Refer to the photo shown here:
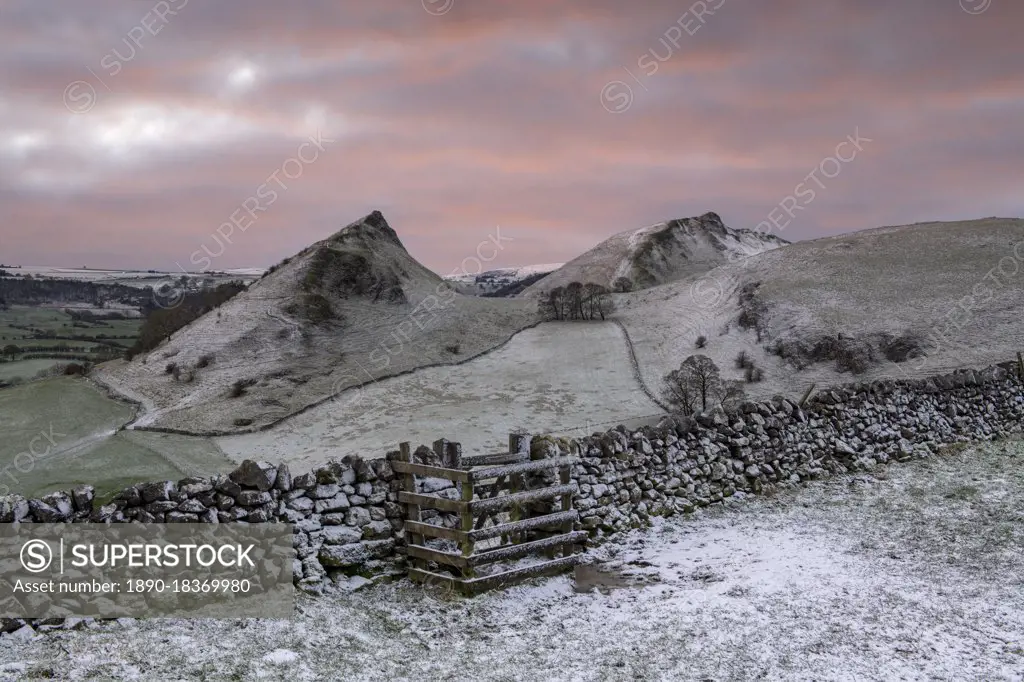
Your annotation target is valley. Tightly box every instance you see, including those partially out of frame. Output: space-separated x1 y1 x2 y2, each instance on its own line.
4 211 1024 509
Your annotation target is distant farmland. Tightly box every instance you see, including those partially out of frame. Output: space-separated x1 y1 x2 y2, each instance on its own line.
0 305 141 384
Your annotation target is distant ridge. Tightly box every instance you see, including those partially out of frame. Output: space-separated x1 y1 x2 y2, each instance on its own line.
446 263 564 297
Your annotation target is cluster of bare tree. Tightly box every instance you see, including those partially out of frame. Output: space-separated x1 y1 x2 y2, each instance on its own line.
538 282 615 321
662 354 745 414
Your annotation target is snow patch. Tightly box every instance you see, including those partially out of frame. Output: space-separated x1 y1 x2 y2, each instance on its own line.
262 649 299 665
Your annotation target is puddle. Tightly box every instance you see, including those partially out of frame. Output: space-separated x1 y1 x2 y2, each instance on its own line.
572 561 661 594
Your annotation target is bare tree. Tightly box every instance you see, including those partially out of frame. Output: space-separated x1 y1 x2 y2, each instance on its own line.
663 366 699 414
662 354 723 412
593 286 614 320
582 283 614 320
720 379 746 410
538 290 557 320
744 365 764 383
538 296 553 320
556 287 570 320
539 287 566 320
612 276 633 293
542 282 614 322
582 283 599 320
686 355 722 410
565 282 585 320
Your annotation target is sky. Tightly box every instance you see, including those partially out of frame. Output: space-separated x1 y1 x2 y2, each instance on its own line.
0 0 1021 275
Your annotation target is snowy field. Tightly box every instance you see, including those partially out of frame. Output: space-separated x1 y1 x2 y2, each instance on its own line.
3 438 1021 680
218 322 663 470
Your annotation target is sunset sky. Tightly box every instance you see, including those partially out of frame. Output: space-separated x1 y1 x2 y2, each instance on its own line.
1 0 1021 274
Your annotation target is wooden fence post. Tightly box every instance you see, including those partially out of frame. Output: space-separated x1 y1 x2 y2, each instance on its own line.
432 439 449 467
460 477 475 583
447 441 462 470
503 435 521 544
560 463 574 558
400 442 425 575
509 433 528 457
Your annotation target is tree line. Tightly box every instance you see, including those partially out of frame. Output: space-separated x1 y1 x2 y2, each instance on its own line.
538 282 616 321
126 282 246 359
0 276 148 308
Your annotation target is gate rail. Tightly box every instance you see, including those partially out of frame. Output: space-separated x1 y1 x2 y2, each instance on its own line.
393 435 586 595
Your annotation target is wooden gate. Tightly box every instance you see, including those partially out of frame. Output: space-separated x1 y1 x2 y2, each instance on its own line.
392 435 587 595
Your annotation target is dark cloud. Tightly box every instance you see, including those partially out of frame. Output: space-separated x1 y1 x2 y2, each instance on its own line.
1 0 1021 272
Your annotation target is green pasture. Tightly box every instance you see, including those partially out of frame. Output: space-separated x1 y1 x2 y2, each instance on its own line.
0 377 234 499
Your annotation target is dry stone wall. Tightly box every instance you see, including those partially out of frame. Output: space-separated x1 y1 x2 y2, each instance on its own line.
2 361 1023 630
0 445 468 599
554 363 1023 536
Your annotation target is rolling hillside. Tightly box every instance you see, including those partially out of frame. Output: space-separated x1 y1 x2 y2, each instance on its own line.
520 212 787 296
92 212 1024 452
618 216 1024 403
93 211 538 434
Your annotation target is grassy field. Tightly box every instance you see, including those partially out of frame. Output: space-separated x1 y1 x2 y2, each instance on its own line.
0 377 234 499
10 339 107 350
0 305 140 346
0 306 69 339
0 305 141 383
0 359 67 382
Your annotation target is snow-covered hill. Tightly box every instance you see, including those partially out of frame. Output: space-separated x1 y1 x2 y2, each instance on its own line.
618 215 1024 404
520 212 786 297
445 263 563 297
94 211 538 434
91 211 1024 450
